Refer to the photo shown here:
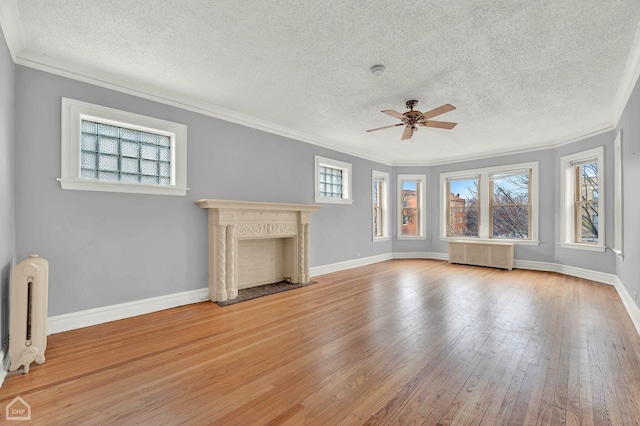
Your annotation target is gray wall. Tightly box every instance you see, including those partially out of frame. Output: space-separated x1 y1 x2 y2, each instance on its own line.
0 29 16 345
9 59 631 318
392 136 617 274
554 131 616 273
14 67 392 316
616 75 640 309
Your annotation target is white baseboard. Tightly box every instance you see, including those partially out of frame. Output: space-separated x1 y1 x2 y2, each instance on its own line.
309 253 392 277
613 276 640 336
47 288 209 335
392 251 448 261
41 253 635 340
514 259 617 285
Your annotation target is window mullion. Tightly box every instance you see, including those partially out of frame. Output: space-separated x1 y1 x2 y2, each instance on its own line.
479 172 490 238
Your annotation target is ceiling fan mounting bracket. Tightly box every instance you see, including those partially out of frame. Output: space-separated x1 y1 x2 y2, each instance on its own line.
405 100 419 110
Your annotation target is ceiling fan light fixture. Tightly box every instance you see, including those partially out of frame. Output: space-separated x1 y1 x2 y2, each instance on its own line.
370 65 385 76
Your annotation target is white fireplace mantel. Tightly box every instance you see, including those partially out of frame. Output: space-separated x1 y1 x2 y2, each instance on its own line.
196 199 322 302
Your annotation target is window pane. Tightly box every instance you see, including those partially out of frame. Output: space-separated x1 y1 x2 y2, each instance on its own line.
318 166 343 198
447 178 479 237
80 120 171 186
490 171 530 239
401 181 420 235
579 163 598 201
492 173 529 205
492 205 529 238
81 152 96 169
121 141 139 157
81 133 97 151
580 202 598 243
576 162 598 243
98 136 119 154
98 154 118 171
121 157 139 174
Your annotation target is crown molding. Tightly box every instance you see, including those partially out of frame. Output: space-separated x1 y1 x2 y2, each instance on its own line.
390 123 615 167
611 20 640 126
13 53 618 169
0 9 623 169
0 0 25 62
13 51 393 166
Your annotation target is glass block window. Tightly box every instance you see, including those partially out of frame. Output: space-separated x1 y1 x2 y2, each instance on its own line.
314 156 352 204
318 166 343 198
80 120 172 185
60 98 187 196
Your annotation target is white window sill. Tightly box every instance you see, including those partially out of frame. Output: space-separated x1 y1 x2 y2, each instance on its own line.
397 236 427 240
314 197 353 205
559 242 606 252
612 248 623 258
373 236 391 242
439 236 540 246
58 178 189 196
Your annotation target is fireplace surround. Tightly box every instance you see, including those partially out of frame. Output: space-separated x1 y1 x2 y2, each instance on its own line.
196 199 322 301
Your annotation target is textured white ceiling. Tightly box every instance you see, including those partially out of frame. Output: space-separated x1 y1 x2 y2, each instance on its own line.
2 0 640 164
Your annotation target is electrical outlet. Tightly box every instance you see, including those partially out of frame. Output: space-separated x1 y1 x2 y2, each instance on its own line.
356 252 361 258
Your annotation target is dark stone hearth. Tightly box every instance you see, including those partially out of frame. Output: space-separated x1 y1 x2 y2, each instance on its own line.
215 280 316 307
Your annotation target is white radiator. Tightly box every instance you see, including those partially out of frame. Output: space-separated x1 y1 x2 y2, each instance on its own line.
8 254 49 373
448 240 514 270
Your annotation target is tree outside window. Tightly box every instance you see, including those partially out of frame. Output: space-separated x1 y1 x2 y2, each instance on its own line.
490 171 531 239
575 162 598 243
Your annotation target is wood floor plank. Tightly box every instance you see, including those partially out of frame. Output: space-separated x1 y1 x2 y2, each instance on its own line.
1 260 639 425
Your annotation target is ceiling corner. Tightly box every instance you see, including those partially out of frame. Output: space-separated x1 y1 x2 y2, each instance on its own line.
0 0 25 62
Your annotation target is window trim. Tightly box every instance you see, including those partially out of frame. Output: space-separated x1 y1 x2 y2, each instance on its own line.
559 146 605 252
58 98 188 196
439 161 539 245
397 174 426 240
613 132 623 258
314 156 353 204
372 170 390 242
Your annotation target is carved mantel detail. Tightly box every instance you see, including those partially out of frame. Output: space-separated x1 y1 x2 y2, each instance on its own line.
196 199 322 302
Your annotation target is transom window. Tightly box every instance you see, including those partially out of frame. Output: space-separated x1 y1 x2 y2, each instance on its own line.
80 120 172 185
440 162 539 244
59 98 187 196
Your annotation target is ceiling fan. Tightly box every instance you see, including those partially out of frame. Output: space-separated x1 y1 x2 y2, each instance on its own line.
366 100 457 140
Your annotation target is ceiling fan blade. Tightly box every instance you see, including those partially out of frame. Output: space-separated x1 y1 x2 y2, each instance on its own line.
401 124 413 140
420 104 456 120
366 123 404 132
382 110 407 121
420 120 458 129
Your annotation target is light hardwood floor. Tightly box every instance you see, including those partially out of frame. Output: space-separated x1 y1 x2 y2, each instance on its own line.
1 260 640 425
